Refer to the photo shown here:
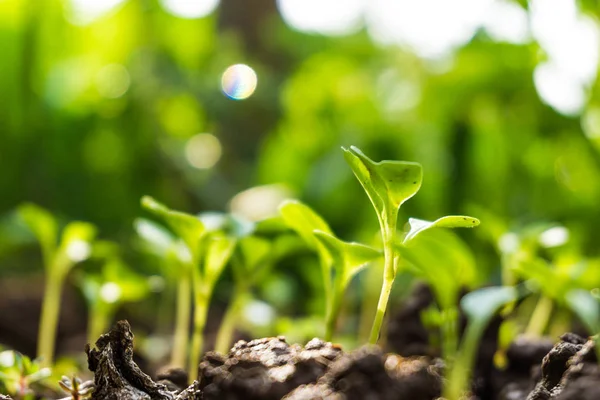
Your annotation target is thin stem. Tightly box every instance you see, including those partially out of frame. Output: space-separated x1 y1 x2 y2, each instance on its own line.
325 278 345 342
444 321 484 400
525 295 553 337
358 260 382 343
215 286 248 354
441 306 459 368
87 304 112 345
171 274 192 368
37 271 63 367
188 283 209 382
368 208 398 344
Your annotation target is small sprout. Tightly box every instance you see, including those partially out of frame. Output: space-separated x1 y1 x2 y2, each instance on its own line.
18 203 97 367
342 146 479 344
141 196 235 381
58 375 94 400
445 286 523 400
0 350 51 399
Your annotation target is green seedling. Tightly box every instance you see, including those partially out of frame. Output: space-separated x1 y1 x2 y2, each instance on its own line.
58 375 94 400
566 288 600 361
79 256 150 344
0 350 51 399
399 229 476 365
445 286 523 400
342 146 479 344
141 196 235 381
135 218 192 368
18 203 97 367
279 200 380 341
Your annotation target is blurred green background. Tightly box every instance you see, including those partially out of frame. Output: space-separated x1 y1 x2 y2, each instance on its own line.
1 0 600 361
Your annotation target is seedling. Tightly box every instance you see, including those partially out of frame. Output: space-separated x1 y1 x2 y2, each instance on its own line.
78 255 150 344
18 203 97 367
445 286 523 400
342 146 479 344
280 200 380 341
0 350 51 399
57 375 94 400
566 288 600 361
135 218 192 368
141 196 235 381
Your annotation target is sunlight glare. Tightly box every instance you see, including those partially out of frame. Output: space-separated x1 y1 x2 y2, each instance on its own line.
221 64 258 100
160 0 219 19
185 134 222 169
100 282 122 304
66 0 125 26
534 61 586 116
483 0 530 44
277 0 366 36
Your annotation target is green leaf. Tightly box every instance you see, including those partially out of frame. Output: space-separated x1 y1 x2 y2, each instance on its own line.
18 203 58 268
566 289 600 333
141 196 206 262
134 218 175 255
279 200 332 249
313 230 381 284
342 146 422 217
58 221 97 271
238 235 271 273
461 286 519 324
403 216 480 244
204 234 236 284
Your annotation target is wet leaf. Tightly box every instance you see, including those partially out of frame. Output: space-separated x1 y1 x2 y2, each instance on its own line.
403 216 480 244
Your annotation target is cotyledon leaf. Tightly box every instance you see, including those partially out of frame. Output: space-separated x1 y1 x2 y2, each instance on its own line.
342 146 423 216
403 216 480 244
279 200 332 249
204 234 236 284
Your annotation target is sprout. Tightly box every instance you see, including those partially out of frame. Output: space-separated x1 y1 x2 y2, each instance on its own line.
342 146 479 344
280 200 380 341
18 203 97 367
0 350 51 398
58 375 94 400
141 196 235 381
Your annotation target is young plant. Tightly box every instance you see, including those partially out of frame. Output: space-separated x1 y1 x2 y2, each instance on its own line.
279 200 380 341
141 196 236 381
342 146 479 344
445 286 523 400
78 255 150 344
57 375 94 400
134 218 192 368
18 203 97 367
0 350 51 399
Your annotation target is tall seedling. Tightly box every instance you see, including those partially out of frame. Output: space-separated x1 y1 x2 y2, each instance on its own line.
342 146 479 344
141 197 235 381
18 204 96 367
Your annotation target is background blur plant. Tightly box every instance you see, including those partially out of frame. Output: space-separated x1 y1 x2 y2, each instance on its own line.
18 204 97 367
0 350 51 400
141 196 235 381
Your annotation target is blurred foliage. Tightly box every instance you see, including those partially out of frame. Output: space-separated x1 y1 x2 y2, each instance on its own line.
2 0 600 357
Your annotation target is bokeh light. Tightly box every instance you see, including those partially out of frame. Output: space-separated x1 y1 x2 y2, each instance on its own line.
100 282 122 304
483 0 530 44
221 64 258 100
184 133 222 169
160 0 219 19
229 185 292 222
277 0 366 36
96 64 131 99
66 0 125 26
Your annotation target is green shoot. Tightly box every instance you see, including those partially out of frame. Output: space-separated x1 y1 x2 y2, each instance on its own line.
565 289 600 361
445 286 521 400
134 218 191 368
279 200 380 341
141 196 235 381
0 350 51 399
18 203 97 367
342 146 479 344
58 375 94 400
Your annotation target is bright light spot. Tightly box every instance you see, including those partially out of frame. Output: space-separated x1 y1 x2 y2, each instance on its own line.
534 61 586 116
66 0 125 26
160 0 219 19
483 0 530 44
185 133 222 169
243 300 275 327
539 226 570 248
221 64 258 100
498 232 519 254
96 64 130 99
229 185 293 222
530 0 599 115
582 107 600 139
0 351 15 367
175 242 192 263
66 240 91 262
100 282 122 303
366 0 494 59
277 0 366 36
148 275 165 292
376 69 421 116
199 212 228 231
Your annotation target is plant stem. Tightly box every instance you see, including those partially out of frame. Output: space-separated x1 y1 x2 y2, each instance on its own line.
215 285 248 354
171 274 191 368
441 306 459 368
358 261 383 343
37 271 63 367
369 209 398 344
188 279 210 382
525 295 553 337
87 304 112 345
444 321 484 400
325 278 345 342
